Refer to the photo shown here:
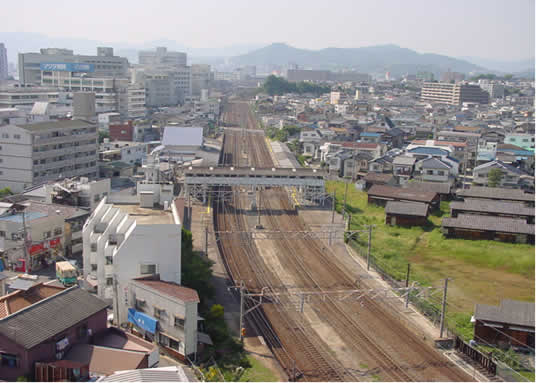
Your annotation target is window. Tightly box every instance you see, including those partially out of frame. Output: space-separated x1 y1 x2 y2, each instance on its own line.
135 298 146 310
105 256 113 265
168 337 180 350
174 316 185 329
77 323 88 339
154 306 164 319
0 353 18 368
106 278 113 286
140 264 156 275
91 264 97 272
54 227 62 235
90 243 97 251
13 134 21 139
94 194 100 203
44 231 51 239
1 133 8 139
426 170 434 175
437 171 445 176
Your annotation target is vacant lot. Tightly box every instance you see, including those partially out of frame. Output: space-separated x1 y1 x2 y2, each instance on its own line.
326 181 535 324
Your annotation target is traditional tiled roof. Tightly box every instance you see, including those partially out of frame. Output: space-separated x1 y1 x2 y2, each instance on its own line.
442 214 534 235
450 200 534 217
385 201 428 217
474 299 535 327
368 185 438 203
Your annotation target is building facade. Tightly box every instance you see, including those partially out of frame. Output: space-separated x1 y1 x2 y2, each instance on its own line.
0 119 98 193
82 197 182 326
18 47 129 85
421 82 489 105
138 47 187 68
0 43 7 81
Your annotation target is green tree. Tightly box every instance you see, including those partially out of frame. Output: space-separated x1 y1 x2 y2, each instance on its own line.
181 229 215 305
0 187 12 198
503 74 513 80
487 168 504 187
98 131 109 143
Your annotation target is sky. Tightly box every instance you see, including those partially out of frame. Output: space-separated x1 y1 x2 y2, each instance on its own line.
3 0 535 61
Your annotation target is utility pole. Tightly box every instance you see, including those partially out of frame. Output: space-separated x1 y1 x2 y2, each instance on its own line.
204 226 209 256
331 191 336 224
343 180 349 218
239 280 245 342
405 282 412 308
439 278 450 338
21 211 29 272
463 149 468 190
405 263 411 288
366 225 372 271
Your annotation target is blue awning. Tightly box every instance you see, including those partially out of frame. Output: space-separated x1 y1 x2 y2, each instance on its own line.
128 308 158 334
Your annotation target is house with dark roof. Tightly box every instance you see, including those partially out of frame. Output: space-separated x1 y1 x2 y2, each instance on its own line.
126 275 209 361
441 214 535 244
456 186 535 207
416 157 453 183
450 200 534 224
385 201 429 226
473 299 535 350
367 185 440 208
473 160 526 189
0 286 109 381
403 181 452 200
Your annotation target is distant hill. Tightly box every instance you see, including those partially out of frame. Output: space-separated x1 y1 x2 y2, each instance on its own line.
460 56 535 74
231 43 485 77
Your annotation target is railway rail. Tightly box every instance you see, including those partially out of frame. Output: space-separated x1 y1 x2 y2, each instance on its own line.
212 101 472 381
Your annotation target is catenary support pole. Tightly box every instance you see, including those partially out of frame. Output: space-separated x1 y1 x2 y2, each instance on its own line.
343 180 349 217
366 225 372 271
405 263 411 288
439 278 450 338
239 280 245 341
331 191 336 224
205 226 209 256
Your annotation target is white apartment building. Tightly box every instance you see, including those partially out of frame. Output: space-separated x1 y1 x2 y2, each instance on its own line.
82 197 182 327
18 47 129 85
128 276 200 358
127 86 146 119
0 119 98 193
0 87 64 109
144 68 191 107
100 140 147 165
139 47 187 68
191 64 211 96
479 82 505 99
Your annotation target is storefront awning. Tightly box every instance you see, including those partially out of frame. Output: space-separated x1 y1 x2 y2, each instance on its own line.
128 308 158 334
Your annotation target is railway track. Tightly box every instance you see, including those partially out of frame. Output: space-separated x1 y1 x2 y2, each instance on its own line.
214 101 471 381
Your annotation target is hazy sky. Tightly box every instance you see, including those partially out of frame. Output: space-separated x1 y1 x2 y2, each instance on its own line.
4 0 535 60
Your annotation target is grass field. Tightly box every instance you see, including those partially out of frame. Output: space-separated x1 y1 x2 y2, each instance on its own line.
326 181 535 322
239 355 279 382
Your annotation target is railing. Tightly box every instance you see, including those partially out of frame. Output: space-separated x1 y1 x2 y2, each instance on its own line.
455 336 497 375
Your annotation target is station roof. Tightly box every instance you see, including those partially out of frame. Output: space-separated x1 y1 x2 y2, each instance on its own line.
184 166 326 178
162 126 203 147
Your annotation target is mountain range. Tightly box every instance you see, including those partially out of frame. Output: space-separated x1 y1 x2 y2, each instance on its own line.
1 32 533 78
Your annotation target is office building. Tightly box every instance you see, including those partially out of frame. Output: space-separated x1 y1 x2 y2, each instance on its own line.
138 47 187 67
144 67 191 107
0 119 98 192
0 87 64 109
440 71 465 83
18 47 129 85
0 43 7 81
82 197 182 323
191 64 212 96
127 86 146 119
420 82 489 105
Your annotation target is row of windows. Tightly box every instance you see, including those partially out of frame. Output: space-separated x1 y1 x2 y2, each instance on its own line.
1 133 21 139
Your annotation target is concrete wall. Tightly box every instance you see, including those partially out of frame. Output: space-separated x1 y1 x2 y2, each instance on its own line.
129 282 197 356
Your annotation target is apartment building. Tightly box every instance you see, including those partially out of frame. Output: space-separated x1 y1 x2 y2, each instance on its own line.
0 119 98 192
504 133 535 152
144 67 191 107
127 86 146 119
0 87 63 109
479 82 505 99
0 43 7 81
18 47 128 85
82 197 182 326
420 82 489 105
138 47 187 68
190 64 211 96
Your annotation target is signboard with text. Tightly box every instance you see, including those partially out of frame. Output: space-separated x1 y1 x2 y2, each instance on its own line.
40 62 95 72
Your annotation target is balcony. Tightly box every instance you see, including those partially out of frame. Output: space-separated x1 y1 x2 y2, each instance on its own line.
104 264 114 276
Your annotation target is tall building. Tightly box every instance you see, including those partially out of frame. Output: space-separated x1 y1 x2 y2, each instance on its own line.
18 47 129 85
0 43 7 80
144 67 191 107
191 64 212 96
440 71 465 83
479 81 505 99
138 47 187 67
0 119 98 192
420 82 489 105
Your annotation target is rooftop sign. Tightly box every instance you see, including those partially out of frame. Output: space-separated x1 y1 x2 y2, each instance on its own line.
40 62 95 72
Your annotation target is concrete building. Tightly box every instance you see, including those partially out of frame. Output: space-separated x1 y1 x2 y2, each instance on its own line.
191 64 211 96
18 47 129 85
144 67 191 107
127 86 146 119
504 133 535 152
100 140 147 165
0 43 7 81
421 82 489 105
82 197 182 327
0 200 89 272
0 119 98 193
0 87 64 109
479 82 505 99
440 71 465 83
128 275 200 359
98 112 121 132
138 47 187 68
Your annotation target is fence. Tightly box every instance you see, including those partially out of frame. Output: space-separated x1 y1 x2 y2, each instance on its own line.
455 336 497 375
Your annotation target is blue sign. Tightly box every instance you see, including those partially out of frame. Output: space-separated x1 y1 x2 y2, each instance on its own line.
40 62 94 73
128 308 158 334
